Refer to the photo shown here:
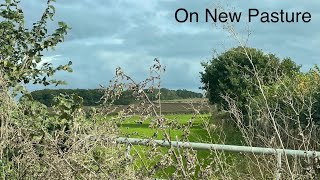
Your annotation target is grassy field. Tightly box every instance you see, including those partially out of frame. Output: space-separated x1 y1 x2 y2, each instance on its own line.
120 114 207 141
119 114 242 144
115 113 244 178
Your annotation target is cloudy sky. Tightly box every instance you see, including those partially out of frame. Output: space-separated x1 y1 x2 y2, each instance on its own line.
21 0 320 92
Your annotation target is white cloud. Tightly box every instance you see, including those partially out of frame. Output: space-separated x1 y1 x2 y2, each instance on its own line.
38 55 62 68
67 37 124 47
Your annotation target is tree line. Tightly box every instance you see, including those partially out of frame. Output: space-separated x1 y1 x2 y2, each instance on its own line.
30 88 203 107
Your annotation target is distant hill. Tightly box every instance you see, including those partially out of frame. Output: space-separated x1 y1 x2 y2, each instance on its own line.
30 88 203 107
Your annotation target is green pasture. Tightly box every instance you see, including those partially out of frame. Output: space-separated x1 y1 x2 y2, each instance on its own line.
113 113 244 178
119 114 242 144
120 114 207 141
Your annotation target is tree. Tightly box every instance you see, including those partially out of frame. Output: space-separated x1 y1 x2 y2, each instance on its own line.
200 46 301 112
0 0 71 95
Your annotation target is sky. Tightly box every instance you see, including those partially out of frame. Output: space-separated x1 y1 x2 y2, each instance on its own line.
21 0 320 92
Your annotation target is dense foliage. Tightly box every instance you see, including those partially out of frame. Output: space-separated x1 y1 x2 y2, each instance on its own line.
200 46 301 112
30 88 203 106
251 67 320 128
1 0 319 178
0 0 71 95
0 1 132 179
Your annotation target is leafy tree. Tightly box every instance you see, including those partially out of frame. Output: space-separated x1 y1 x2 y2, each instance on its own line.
0 0 71 95
200 46 301 112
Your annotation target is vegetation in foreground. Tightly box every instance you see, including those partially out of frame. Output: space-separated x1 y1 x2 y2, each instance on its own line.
0 0 319 179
